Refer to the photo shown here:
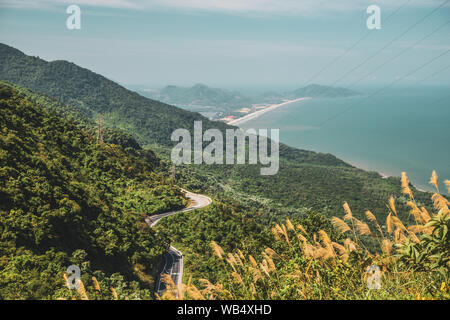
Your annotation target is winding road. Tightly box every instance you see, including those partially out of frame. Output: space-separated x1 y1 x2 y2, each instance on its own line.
145 189 212 297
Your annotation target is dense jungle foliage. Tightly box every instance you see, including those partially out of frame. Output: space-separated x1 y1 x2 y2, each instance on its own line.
0 43 229 147
0 43 447 300
0 43 435 225
160 179 449 300
0 84 185 299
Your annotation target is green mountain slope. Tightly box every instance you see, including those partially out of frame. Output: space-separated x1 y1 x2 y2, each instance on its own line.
289 84 359 98
0 43 432 223
0 83 185 299
145 83 252 110
0 43 443 300
2 80 160 166
0 44 229 147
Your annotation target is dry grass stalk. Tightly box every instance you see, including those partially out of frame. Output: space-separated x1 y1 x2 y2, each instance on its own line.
248 255 258 268
226 253 237 271
445 180 450 193
264 248 278 258
366 210 384 237
194 172 449 301
249 267 263 283
407 231 420 244
431 193 449 212
393 228 407 244
296 224 308 235
313 246 329 260
401 172 414 199
92 276 101 292
267 258 277 273
274 224 283 235
318 230 332 248
344 238 357 252
303 243 315 258
386 213 394 234
211 241 224 260
286 218 295 231
343 202 353 220
272 224 289 244
297 233 307 243
196 279 217 299
63 273 70 290
332 242 349 263
251 283 257 297
429 170 439 193
407 201 426 224
331 217 351 233
237 249 245 260
364 210 377 223
271 226 282 242
408 225 425 234
260 260 271 277
110 287 118 300
391 215 407 232
389 196 397 215
77 280 89 300
281 224 290 245
381 239 392 256
233 253 244 266
231 272 244 285
160 274 178 300
408 224 433 235
354 218 371 236
332 242 346 255
420 207 431 223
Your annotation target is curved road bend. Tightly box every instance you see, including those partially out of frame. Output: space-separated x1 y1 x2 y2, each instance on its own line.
145 189 212 297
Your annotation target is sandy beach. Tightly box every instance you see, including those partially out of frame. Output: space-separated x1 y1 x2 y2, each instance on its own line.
228 97 311 126
348 161 431 193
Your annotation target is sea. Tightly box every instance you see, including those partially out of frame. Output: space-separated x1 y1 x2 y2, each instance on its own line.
238 86 450 194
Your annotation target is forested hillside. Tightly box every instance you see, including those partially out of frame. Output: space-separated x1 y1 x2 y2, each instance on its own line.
160 182 450 300
145 83 253 111
288 84 359 98
1 44 446 300
0 43 434 225
0 43 229 147
0 83 185 299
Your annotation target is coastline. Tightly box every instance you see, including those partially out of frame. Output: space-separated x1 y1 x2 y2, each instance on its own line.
348 160 431 193
227 97 311 126
224 96 439 195
349 160 391 179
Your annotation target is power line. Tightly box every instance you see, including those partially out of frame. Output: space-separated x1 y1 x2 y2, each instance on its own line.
394 62 450 112
402 62 450 91
346 19 450 89
317 48 450 126
427 94 450 107
299 0 413 87
328 0 450 87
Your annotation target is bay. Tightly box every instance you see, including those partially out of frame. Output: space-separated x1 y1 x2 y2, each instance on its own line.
239 86 450 194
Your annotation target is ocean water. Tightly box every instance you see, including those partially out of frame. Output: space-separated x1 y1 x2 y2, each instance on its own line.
239 86 450 194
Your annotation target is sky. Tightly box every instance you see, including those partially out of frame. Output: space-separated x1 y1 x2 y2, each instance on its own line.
0 0 449 90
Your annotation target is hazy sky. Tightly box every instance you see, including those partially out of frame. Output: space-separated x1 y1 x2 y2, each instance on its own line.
0 0 449 89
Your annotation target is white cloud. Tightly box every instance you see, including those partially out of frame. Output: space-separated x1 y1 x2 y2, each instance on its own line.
1 0 446 15
0 0 138 10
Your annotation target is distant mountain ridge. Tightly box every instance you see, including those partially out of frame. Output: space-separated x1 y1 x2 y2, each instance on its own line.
145 83 358 107
139 82 358 120
1 42 430 225
143 83 252 111
0 43 229 147
288 84 359 98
